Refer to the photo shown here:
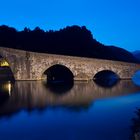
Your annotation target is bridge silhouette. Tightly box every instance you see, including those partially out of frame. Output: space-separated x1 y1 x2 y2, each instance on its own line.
0 47 140 81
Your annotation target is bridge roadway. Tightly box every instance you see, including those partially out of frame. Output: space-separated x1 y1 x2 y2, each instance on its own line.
0 47 140 81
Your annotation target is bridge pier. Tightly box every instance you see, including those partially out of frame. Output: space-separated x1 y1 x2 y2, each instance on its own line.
73 73 92 81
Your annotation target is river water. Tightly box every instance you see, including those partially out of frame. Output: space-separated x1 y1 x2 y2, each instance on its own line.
0 77 140 140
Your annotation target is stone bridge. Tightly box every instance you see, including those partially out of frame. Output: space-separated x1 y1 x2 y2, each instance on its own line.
0 47 140 81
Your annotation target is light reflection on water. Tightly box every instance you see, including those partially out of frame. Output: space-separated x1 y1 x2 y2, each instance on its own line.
0 80 140 140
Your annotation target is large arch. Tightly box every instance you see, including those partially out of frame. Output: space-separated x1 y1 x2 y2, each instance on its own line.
42 64 74 83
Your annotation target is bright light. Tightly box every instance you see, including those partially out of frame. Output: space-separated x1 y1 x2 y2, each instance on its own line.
2 81 12 96
8 81 12 96
0 60 9 67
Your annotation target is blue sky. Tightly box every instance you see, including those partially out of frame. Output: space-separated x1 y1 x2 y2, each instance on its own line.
0 0 140 52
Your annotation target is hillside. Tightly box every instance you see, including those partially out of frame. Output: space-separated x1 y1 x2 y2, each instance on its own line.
132 51 140 61
0 25 139 63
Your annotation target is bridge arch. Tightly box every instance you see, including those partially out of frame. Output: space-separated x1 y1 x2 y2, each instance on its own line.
41 64 74 83
93 69 120 80
93 70 120 87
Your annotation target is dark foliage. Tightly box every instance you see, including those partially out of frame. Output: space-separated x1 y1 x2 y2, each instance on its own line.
132 51 140 62
0 25 139 63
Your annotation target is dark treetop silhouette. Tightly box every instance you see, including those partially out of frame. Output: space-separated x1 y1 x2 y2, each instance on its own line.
133 51 140 62
0 25 139 63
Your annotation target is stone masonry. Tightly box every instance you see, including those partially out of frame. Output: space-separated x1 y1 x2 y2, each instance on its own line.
0 47 140 81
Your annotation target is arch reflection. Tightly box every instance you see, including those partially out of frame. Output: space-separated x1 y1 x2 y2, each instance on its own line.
94 78 119 88
43 81 74 94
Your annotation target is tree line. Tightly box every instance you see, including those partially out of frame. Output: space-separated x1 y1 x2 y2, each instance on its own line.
0 25 138 63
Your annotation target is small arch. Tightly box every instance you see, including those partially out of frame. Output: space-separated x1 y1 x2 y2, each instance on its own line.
0 59 9 67
94 70 119 80
42 64 74 83
93 70 119 87
0 58 15 81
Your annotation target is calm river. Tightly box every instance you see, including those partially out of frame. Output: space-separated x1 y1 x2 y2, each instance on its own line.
0 76 140 140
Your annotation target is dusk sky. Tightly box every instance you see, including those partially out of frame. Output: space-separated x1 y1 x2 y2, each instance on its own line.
0 0 140 52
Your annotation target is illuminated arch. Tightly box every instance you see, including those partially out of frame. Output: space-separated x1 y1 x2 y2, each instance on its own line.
0 58 15 81
0 59 9 67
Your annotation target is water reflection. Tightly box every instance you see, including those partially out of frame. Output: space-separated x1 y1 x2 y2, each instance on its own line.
0 81 13 109
94 78 119 88
0 80 140 117
131 108 140 140
43 81 74 94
